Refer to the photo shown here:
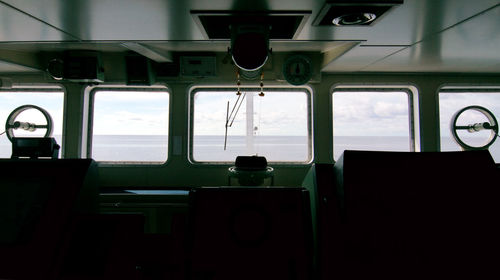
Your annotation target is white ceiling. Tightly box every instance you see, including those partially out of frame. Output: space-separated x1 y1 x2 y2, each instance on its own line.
0 0 499 73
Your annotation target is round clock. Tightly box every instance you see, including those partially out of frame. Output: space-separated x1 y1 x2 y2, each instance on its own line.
283 55 312 85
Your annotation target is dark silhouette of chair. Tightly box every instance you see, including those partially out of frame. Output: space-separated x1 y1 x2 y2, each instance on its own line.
186 187 313 280
56 213 145 280
332 150 500 279
0 159 98 280
302 163 338 280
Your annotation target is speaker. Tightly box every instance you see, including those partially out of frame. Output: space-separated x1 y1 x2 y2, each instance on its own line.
63 51 104 83
187 187 313 280
125 55 155 85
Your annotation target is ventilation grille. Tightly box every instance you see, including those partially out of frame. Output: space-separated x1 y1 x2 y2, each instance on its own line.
191 11 311 39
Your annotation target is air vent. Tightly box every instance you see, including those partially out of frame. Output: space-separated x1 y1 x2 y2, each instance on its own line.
191 11 311 39
313 0 403 26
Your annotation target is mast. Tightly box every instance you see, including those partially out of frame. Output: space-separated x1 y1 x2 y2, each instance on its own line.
246 92 254 155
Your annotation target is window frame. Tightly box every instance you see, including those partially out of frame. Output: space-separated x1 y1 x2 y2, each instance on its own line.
0 85 66 158
87 86 171 166
331 85 419 160
188 85 314 165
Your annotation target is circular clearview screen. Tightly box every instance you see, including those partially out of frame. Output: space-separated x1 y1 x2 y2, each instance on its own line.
451 106 498 150
439 91 500 162
6 105 53 140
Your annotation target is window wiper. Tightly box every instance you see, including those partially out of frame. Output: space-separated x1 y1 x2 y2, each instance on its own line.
224 92 246 150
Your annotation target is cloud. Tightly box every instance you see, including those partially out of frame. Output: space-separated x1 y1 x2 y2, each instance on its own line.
373 102 407 118
94 110 168 135
333 91 410 136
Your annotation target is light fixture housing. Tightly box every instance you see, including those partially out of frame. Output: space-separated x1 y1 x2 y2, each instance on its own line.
313 0 403 26
230 24 270 79
332 12 377 26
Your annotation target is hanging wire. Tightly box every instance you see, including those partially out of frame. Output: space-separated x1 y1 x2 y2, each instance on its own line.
254 92 264 155
259 73 265 97
257 94 262 136
236 70 241 96
224 101 229 150
229 93 246 127
0 131 5 136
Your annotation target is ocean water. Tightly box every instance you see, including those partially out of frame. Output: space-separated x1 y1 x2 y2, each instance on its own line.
1 135 499 163
193 135 309 162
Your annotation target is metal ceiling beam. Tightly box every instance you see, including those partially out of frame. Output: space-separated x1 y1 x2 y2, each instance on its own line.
0 50 43 72
121 42 173 63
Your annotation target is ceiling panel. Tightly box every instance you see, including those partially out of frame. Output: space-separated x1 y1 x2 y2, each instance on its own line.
0 0 322 41
0 0 499 74
2 0 498 44
322 45 406 72
145 40 356 53
1 0 191 40
300 0 500 45
0 42 125 52
0 1 76 41
363 4 500 72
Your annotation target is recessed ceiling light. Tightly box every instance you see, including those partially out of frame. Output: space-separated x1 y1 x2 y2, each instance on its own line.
313 0 403 26
332 13 377 26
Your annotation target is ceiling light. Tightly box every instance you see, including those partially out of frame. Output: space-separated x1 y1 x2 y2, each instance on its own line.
313 0 403 26
332 13 377 26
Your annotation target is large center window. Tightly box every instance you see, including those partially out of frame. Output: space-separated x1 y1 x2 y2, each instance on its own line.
190 87 311 163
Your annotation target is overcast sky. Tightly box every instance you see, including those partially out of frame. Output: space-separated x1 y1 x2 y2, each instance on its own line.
93 90 169 135
193 90 308 136
333 91 410 137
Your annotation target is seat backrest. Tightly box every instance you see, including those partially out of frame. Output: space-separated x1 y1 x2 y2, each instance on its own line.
186 187 313 280
302 163 339 280
333 150 500 279
0 159 98 280
56 213 145 280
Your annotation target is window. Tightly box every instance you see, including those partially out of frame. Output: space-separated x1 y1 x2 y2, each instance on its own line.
439 87 500 162
190 87 311 163
332 87 415 160
0 88 64 158
90 88 169 163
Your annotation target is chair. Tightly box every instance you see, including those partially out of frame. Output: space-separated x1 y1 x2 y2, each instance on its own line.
56 213 145 280
333 150 500 279
186 187 313 280
302 163 339 280
0 159 98 280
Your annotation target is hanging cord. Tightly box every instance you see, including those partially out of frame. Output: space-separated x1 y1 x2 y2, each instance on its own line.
257 96 262 136
259 73 265 97
0 131 5 136
254 92 264 155
236 70 241 96
224 101 229 150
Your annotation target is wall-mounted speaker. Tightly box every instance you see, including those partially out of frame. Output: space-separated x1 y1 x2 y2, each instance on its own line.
125 55 155 85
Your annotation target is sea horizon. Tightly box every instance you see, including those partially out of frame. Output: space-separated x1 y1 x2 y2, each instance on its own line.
1 135 498 163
